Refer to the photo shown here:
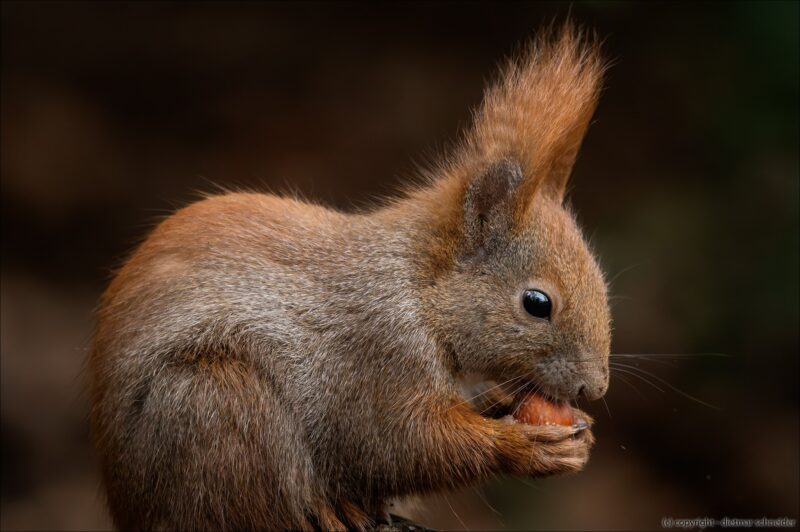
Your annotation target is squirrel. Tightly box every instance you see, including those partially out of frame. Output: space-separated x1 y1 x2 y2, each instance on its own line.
88 25 611 531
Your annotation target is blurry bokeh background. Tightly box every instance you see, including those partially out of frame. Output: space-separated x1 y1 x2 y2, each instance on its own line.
2 2 798 530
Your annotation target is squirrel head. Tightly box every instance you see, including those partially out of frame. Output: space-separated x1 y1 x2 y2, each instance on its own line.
423 25 610 401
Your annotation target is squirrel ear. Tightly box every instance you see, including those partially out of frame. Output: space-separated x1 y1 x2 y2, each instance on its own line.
465 24 604 206
461 159 524 260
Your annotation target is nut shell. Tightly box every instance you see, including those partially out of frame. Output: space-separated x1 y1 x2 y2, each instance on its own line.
514 392 576 426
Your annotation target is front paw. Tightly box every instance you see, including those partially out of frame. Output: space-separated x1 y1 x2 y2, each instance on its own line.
495 412 595 477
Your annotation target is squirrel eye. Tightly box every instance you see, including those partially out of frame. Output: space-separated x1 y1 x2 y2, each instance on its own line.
522 289 552 320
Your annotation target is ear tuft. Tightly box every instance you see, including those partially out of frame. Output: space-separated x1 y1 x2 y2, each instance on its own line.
463 23 606 206
462 159 524 260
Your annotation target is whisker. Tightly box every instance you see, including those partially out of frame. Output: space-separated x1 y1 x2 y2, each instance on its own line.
610 370 650 401
567 356 673 368
477 375 532 417
514 477 543 491
609 365 666 393
611 362 720 410
600 395 612 419
612 353 731 358
607 260 650 288
608 294 634 302
534 353 733 367
613 356 677 369
442 492 468 531
551 352 732 368
507 377 538 418
449 374 524 411
471 486 503 519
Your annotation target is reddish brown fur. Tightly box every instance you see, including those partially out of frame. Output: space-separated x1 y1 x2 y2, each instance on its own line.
89 25 610 530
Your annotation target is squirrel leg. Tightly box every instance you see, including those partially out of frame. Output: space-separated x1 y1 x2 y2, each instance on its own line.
310 499 371 532
97 355 316 530
314 503 347 532
338 499 373 531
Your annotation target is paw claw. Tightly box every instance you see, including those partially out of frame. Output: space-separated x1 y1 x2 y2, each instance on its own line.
572 418 589 431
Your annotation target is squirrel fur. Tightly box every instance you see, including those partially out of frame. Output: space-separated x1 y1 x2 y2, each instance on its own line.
89 25 611 530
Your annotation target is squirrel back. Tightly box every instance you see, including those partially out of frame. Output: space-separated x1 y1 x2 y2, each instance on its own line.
89 25 610 530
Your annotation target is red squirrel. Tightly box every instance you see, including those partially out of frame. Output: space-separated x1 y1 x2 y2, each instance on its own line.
89 25 611 530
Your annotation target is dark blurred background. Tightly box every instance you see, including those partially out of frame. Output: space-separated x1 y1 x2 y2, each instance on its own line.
1 2 798 530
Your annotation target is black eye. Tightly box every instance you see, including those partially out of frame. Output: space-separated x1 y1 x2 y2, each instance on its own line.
522 289 552 320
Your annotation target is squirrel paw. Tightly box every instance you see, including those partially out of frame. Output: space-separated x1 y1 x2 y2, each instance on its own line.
496 411 595 477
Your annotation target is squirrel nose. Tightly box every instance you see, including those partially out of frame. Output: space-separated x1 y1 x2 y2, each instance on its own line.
574 353 609 401
578 374 608 401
